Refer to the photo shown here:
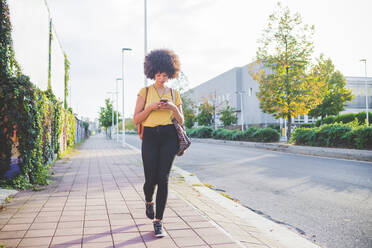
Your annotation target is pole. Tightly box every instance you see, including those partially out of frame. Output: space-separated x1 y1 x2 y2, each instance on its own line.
363 60 369 125
121 48 132 147
214 90 216 129
240 92 244 131
111 98 114 139
144 0 148 87
116 78 119 142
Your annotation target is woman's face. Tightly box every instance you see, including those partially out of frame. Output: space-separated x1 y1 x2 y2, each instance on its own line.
154 72 169 85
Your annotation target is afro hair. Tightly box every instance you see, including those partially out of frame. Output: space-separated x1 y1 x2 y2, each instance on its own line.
144 49 181 80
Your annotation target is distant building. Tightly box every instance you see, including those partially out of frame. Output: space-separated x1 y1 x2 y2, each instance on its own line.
343 77 372 113
185 63 372 128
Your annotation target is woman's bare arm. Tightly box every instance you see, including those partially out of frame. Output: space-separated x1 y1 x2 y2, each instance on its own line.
133 95 160 125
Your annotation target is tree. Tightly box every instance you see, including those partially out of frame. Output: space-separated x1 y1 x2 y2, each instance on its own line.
98 98 120 132
196 100 213 126
170 71 196 128
219 104 237 126
308 55 353 120
181 96 195 129
249 3 323 140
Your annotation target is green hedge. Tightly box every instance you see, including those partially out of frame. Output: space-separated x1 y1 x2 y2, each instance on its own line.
0 75 77 188
291 123 372 150
187 126 280 143
315 112 372 126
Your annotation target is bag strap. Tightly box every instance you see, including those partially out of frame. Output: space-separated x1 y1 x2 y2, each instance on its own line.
170 88 175 103
143 87 149 108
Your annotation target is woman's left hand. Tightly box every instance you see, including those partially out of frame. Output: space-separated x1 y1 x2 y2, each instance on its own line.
159 101 177 111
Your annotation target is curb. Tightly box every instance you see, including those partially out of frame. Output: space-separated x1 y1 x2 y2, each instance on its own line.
0 188 18 206
124 142 322 248
173 166 322 248
191 138 372 162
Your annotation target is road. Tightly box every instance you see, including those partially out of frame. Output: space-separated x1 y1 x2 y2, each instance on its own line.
123 134 372 248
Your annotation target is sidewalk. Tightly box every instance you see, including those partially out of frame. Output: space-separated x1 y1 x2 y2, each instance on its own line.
0 135 244 248
0 135 322 248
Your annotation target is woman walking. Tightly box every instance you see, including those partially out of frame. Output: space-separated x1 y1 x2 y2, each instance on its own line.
133 49 184 237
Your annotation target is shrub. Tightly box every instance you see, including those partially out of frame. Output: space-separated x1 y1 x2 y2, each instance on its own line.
231 130 245 141
347 126 372 149
322 116 336 125
187 126 213 138
335 113 356 124
300 123 315 128
252 128 280 142
355 112 372 125
315 124 351 147
290 127 318 146
267 124 280 132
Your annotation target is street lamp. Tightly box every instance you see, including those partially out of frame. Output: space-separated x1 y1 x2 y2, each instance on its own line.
360 59 369 125
116 78 122 142
235 91 245 131
144 0 148 87
121 48 132 147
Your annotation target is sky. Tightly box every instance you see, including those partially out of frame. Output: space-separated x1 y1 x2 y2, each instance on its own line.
44 0 372 121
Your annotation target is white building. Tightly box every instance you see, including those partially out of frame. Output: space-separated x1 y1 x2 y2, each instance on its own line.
185 62 372 128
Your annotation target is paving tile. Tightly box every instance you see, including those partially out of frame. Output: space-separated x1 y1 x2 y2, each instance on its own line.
84 226 111 235
211 243 244 248
82 242 113 248
173 235 207 246
1 223 31 231
84 220 110 228
0 230 26 239
7 217 35 224
24 228 56 238
18 236 53 247
55 227 83 236
0 238 21 247
57 221 84 229
83 232 113 243
50 235 82 246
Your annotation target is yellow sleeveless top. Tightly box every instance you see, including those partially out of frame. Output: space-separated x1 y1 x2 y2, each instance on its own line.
138 85 182 127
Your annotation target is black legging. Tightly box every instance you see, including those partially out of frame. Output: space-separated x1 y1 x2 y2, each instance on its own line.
141 124 179 220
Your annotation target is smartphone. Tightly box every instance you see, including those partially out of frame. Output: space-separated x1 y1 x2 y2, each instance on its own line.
160 98 169 103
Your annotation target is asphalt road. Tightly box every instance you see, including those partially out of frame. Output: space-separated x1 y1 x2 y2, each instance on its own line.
124 134 372 248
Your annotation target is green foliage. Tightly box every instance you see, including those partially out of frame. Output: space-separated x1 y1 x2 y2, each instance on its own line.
250 2 322 140
268 123 281 131
315 124 351 147
182 95 196 129
125 118 136 131
300 123 315 128
219 105 237 126
315 112 372 126
186 126 213 138
99 98 120 129
253 128 280 142
0 0 78 188
196 101 213 126
308 55 353 118
187 126 280 143
291 123 372 150
64 53 70 109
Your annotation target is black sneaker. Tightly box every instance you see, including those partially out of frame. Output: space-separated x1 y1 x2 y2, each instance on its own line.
145 202 154 220
153 220 166 238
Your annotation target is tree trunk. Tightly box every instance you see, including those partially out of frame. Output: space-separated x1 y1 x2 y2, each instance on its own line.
287 113 292 141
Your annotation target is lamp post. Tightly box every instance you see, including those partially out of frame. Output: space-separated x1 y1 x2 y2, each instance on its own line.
121 48 132 147
144 0 148 87
360 59 369 125
235 91 245 131
116 78 122 142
